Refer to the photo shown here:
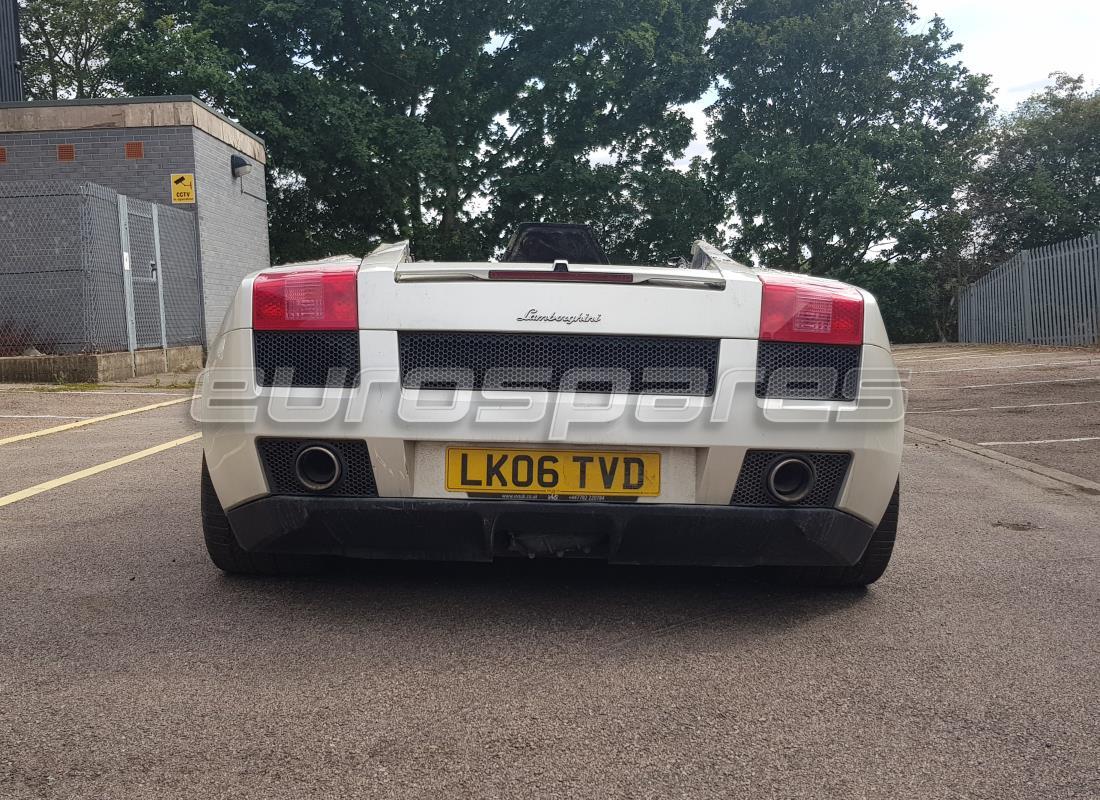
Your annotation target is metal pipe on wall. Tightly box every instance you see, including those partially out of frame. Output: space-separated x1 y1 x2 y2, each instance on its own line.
0 0 24 102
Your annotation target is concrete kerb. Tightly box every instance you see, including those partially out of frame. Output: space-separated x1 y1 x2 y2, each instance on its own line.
906 424 1100 497
0 346 203 383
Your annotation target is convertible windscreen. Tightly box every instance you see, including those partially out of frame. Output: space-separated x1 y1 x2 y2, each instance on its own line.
502 223 610 264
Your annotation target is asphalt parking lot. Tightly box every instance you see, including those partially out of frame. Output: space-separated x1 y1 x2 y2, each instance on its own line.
1 345 1097 799
899 343 1100 483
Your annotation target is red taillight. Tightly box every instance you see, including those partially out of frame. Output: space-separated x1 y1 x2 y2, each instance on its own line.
758 272 864 345
252 267 358 330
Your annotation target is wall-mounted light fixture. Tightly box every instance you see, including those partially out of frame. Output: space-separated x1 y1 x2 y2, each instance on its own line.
230 154 252 178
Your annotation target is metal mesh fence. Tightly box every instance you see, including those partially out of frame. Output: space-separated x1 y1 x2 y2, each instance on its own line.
82 184 128 353
0 181 202 356
0 181 85 353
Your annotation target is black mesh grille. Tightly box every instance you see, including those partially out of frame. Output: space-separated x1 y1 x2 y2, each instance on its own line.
254 331 359 388
730 450 851 507
756 342 861 400
256 438 378 497
399 332 719 395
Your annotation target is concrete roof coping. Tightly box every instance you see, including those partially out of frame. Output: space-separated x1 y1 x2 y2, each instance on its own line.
0 95 266 165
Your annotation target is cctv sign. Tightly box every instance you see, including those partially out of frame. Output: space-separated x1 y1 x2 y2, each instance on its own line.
171 173 196 204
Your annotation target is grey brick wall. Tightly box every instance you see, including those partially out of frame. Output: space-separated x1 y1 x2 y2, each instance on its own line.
191 128 270 343
0 127 197 205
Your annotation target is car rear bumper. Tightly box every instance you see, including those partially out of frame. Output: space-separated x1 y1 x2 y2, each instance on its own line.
225 496 876 567
198 331 905 526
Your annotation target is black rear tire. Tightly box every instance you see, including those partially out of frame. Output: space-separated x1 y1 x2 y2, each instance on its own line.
201 458 331 576
770 481 899 588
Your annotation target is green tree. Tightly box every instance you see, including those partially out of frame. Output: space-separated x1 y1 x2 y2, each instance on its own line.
834 260 937 343
968 73 1100 264
707 0 993 275
834 208 978 341
19 0 138 99
109 0 723 264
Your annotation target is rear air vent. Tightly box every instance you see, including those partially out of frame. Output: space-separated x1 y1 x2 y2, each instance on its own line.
253 330 359 388
256 438 378 496
755 342 861 401
731 450 851 508
398 332 719 395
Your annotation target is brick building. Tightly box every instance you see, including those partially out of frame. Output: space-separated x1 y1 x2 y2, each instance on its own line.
0 96 269 345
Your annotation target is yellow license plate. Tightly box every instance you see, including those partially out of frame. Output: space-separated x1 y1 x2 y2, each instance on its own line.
446 447 661 497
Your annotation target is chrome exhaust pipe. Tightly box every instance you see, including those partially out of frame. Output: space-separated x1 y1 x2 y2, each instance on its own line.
294 445 342 492
766 457 816 504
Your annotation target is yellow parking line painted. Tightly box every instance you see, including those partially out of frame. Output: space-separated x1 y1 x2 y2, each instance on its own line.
0 414 91 420
0 433 202 509
0 397 190 446
0 389 187 396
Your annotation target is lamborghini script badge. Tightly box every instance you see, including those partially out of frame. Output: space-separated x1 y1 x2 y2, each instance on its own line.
517 309 603 325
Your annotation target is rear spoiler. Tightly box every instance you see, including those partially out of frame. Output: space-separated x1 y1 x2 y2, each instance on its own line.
391 240 743 290
394 262 726 290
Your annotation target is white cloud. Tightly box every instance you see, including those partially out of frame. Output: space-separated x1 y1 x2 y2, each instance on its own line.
912 0 1100 109
674 90 717 170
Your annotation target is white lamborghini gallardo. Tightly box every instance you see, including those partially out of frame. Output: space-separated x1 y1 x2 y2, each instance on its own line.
196 224 905 585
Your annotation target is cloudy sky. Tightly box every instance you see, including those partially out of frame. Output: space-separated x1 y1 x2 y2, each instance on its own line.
913 0 1100 109
674 0 1100 165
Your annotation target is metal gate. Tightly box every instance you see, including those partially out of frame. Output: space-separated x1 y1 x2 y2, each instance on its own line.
116 196 201 353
